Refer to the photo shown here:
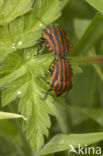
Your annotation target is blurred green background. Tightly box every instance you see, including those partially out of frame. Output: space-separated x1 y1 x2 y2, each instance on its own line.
0 0 103 156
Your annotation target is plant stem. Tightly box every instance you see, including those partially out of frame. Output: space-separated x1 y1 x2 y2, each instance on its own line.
67 56 103 65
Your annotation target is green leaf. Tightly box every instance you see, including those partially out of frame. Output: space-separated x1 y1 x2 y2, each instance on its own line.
40 132 103 155
0 0 33 25
0 50 56 152
19 79 56 152
33 0 69 27
0 53 53 91
0 58 27 88
0 111 27 120
86 0 103 14
0 0 69 62
2 73 31 105
72 13 103 56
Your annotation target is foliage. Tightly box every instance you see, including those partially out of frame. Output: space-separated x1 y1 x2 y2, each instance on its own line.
40 132 103 155
0 0 103 156
86 0 103 14
0 111 27 120
0 0 33 25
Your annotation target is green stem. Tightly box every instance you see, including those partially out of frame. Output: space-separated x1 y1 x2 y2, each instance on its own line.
67 56 103 65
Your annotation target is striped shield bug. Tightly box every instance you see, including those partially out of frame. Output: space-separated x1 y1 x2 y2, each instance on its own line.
36 18 73 99
49 58 72 96
42 58 72 99
42 25 72 58
36 20 72 58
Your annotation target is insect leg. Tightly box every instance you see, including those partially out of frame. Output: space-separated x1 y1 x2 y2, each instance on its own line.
40 89 52 100
34 38 45 56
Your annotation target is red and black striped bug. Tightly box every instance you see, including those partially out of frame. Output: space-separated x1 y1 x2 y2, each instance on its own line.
50 58 72 96
42 25 72 58
43 58 72 99
37 25 72 58
36 19 73 98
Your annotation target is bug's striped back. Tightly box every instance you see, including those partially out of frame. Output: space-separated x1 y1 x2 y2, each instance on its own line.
50 58 72 96
42 25 72 58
